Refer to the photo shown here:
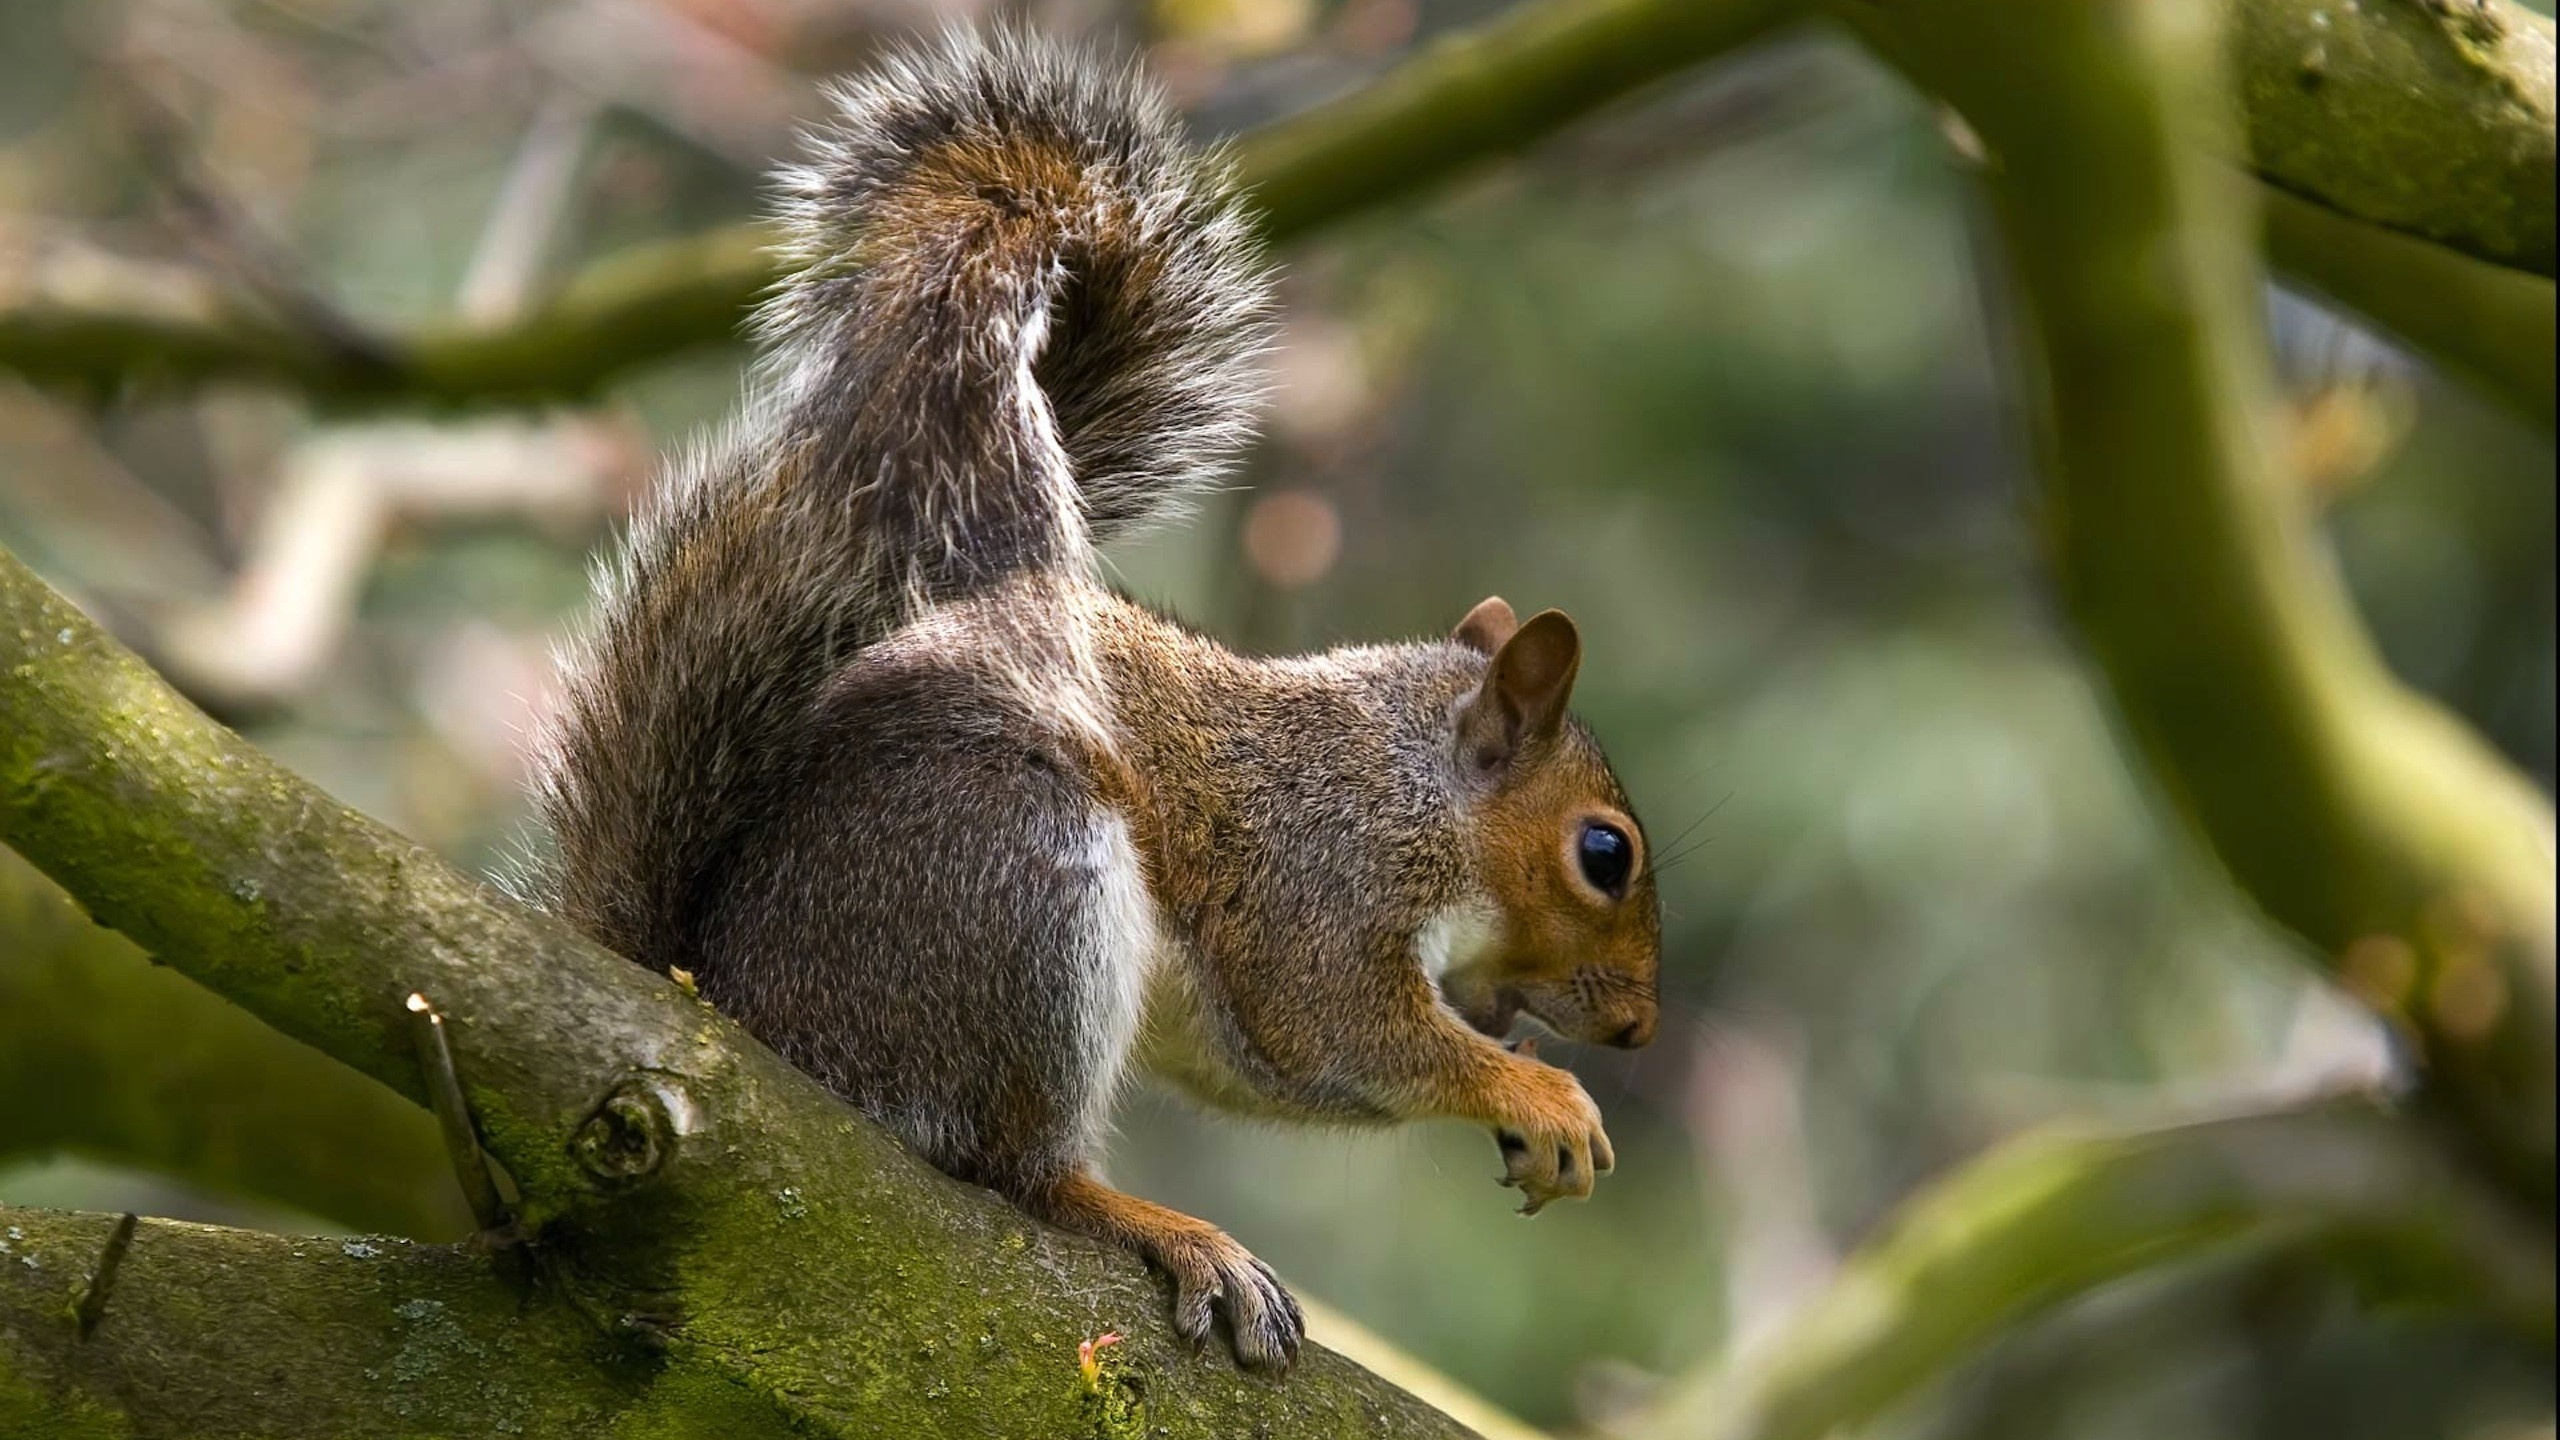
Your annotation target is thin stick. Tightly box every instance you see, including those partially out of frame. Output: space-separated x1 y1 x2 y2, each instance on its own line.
406 992 508 1233
72 1212 139 1338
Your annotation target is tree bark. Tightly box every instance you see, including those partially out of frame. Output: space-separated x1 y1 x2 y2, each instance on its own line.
2229 0 2555 277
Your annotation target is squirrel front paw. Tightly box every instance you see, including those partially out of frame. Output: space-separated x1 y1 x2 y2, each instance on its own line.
1155 1226 1305 1376
1490 1055 1614 1216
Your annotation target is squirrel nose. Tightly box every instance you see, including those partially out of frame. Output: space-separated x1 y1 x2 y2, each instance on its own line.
1607 1014 1656 1049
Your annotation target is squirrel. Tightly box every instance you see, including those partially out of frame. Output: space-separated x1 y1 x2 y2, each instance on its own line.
524 29 1661 1375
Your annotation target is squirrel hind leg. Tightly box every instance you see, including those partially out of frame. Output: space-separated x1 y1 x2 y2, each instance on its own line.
691 649 1151 1192
1019 1169 1304 1376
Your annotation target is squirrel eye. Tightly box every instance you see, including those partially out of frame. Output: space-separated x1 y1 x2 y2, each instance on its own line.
1577 822 1633 897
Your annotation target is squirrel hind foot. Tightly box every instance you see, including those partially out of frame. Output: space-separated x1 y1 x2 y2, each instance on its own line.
1021 1169 1305 1376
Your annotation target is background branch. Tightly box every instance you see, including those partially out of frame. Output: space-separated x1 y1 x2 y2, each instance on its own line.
1230 0 1796 237
1643 1100 2555 1440
0 0 1795 409
0 0 2546 420
2261 182 2557 430
1843 0 2556 1208
2228 0 2554 278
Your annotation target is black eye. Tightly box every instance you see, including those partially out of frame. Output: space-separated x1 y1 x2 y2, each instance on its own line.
1577 822 1632 897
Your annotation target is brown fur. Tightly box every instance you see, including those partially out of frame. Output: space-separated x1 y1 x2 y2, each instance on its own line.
521 31 1659 1375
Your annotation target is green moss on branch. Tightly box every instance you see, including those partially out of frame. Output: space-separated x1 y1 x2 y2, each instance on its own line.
0 852 472 1240
0 1207 669 1438
0 542 699 1214
2231 0 2554 277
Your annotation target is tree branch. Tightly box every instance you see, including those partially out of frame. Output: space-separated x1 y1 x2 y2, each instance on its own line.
2260 181 2556 429
0 1198 1547 1438
2229 0 2557 426
1642 1099 2554 1440
0 851 472 1240
1 859 1541 1436
0 1207 674 1436
3 0 2545 419
1231 0 1796 237
2230 0 2554 277
1843 0 2557 1209
1 542 690 1214
0 544 1476 1434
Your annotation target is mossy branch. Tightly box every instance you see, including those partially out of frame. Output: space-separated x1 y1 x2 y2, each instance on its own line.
1642 1099 2554 1440
0 0 2548 420
2227 0 2555 277
2225 0 2558 427
0 542 1482 1435
0 851 472 1240
0 1200 1539 1440
1232 0 1796 234
1 540 702 1217
1844 0 2557 1208
0 861 1542 1436
0 1209 655 1438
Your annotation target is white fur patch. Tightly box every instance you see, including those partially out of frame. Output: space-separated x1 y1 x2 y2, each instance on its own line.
1415 894 1501 982
1076 810 1162 1148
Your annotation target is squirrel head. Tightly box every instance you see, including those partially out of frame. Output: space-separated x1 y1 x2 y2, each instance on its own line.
1439 597 1662 1051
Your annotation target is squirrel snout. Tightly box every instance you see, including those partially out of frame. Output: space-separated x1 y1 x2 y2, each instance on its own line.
1605 1013 1657 1049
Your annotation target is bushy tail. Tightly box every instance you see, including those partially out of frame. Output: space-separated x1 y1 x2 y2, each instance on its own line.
524 30 1271 963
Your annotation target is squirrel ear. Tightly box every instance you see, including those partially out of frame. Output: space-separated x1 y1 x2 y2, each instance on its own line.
1456 609 1582 773
1452 596 1518 655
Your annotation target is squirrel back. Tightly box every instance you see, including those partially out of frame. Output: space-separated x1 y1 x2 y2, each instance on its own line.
526 31 1272 964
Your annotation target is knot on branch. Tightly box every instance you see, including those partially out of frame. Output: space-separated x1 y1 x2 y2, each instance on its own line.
573 1076 687 1186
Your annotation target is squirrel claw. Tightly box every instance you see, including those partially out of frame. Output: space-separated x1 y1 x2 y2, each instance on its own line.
1157 1228 1303 1376
1487 1066 1609 1213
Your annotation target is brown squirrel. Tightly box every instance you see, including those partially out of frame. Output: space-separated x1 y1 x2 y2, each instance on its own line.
524 29 1660 1375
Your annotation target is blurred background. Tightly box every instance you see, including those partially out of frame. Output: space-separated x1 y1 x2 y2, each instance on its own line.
0 1 2550 1436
